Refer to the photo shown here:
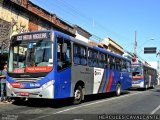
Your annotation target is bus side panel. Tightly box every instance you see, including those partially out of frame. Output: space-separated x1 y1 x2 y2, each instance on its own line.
153 74 157 86
97 69 108 93
121 72 132 90
148 75 155 87
109 70 120 92
54 68 71 99
144 75 148 88
107 70 131 92
126 73 132 89
144 75 152 88
102 70 116 93
144 71 157 88
71 65 94 96
145 75 155 88
101 69 110 93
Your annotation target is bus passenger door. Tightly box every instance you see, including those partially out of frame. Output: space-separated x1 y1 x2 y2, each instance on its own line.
55 37 72 99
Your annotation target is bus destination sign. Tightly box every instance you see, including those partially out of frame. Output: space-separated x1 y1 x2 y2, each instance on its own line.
16 32 50 41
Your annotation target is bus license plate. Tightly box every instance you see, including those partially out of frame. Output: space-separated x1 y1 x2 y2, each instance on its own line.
20 92 29 96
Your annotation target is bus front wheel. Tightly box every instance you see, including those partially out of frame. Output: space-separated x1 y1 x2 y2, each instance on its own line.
116 83 121 96
73 86 83 104
144 84 148 90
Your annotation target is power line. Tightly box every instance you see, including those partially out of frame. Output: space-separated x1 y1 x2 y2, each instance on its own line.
58 0 134 48
31 0 134 52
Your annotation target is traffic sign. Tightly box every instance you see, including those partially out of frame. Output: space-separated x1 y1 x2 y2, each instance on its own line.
144 47 157 54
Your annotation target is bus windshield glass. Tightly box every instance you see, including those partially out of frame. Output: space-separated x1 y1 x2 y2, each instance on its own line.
8 40 53 73
131 64 142 76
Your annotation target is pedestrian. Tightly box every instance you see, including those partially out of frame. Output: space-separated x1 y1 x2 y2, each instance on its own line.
0 64 7 102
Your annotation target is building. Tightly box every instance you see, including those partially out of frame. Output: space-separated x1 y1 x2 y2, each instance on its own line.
88 36 124 56
0 0 75 48
100 37 124 55
0 0 76 69
73 25 91 43
147 61 158 69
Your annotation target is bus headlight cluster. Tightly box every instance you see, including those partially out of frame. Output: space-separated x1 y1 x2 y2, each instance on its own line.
42 80 54 90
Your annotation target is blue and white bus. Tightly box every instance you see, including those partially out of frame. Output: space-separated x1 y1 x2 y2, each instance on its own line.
131 63 157 89
7 30 132 104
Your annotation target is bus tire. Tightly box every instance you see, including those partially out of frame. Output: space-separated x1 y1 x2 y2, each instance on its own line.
151 85 155 89
145 84 148 90
73 86 83 105
116 83 121 96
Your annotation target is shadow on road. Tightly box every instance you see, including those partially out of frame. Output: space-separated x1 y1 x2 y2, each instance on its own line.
148 87 160 92
12 91 130 108
128 88 146 91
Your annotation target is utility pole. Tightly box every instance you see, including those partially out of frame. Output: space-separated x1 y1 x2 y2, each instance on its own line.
132 31 137 63
134 31 137 55
156 51 160 85
157 50 160 71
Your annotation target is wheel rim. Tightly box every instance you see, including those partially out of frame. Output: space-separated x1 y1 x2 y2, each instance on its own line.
117 85 120 95
75 89 81 100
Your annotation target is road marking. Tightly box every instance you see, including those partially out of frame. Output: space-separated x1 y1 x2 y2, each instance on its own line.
150 105 160 114
30 91 143 120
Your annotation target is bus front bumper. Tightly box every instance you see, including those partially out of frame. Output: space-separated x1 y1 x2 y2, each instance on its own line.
132 81 144 88
6 81 54 99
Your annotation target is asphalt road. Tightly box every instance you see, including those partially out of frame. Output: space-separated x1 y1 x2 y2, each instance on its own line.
0 86 160 120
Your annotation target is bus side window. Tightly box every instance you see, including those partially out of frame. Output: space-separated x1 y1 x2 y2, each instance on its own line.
126 61 131 72
121 60 127 72
105 54 109 68
99 52 105 68
115 58 121 71
73 45 80 65
73 44 87 66
93 51 98 67
109 56 115 70
88 49 93 67
80 46 87 65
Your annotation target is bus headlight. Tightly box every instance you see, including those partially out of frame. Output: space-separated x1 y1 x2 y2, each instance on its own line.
139 81 144 87
42 80 54 90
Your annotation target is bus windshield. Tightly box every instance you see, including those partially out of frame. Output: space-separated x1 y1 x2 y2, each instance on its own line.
8 40 53 73
131 65 142 76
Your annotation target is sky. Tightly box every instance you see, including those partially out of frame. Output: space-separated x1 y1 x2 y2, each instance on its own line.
30 0 160 63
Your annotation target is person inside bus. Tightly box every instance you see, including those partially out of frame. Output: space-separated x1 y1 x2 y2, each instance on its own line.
58 52 71 70
63 52 71 67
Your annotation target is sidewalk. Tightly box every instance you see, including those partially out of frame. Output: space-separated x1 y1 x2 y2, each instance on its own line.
0 101 12 104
